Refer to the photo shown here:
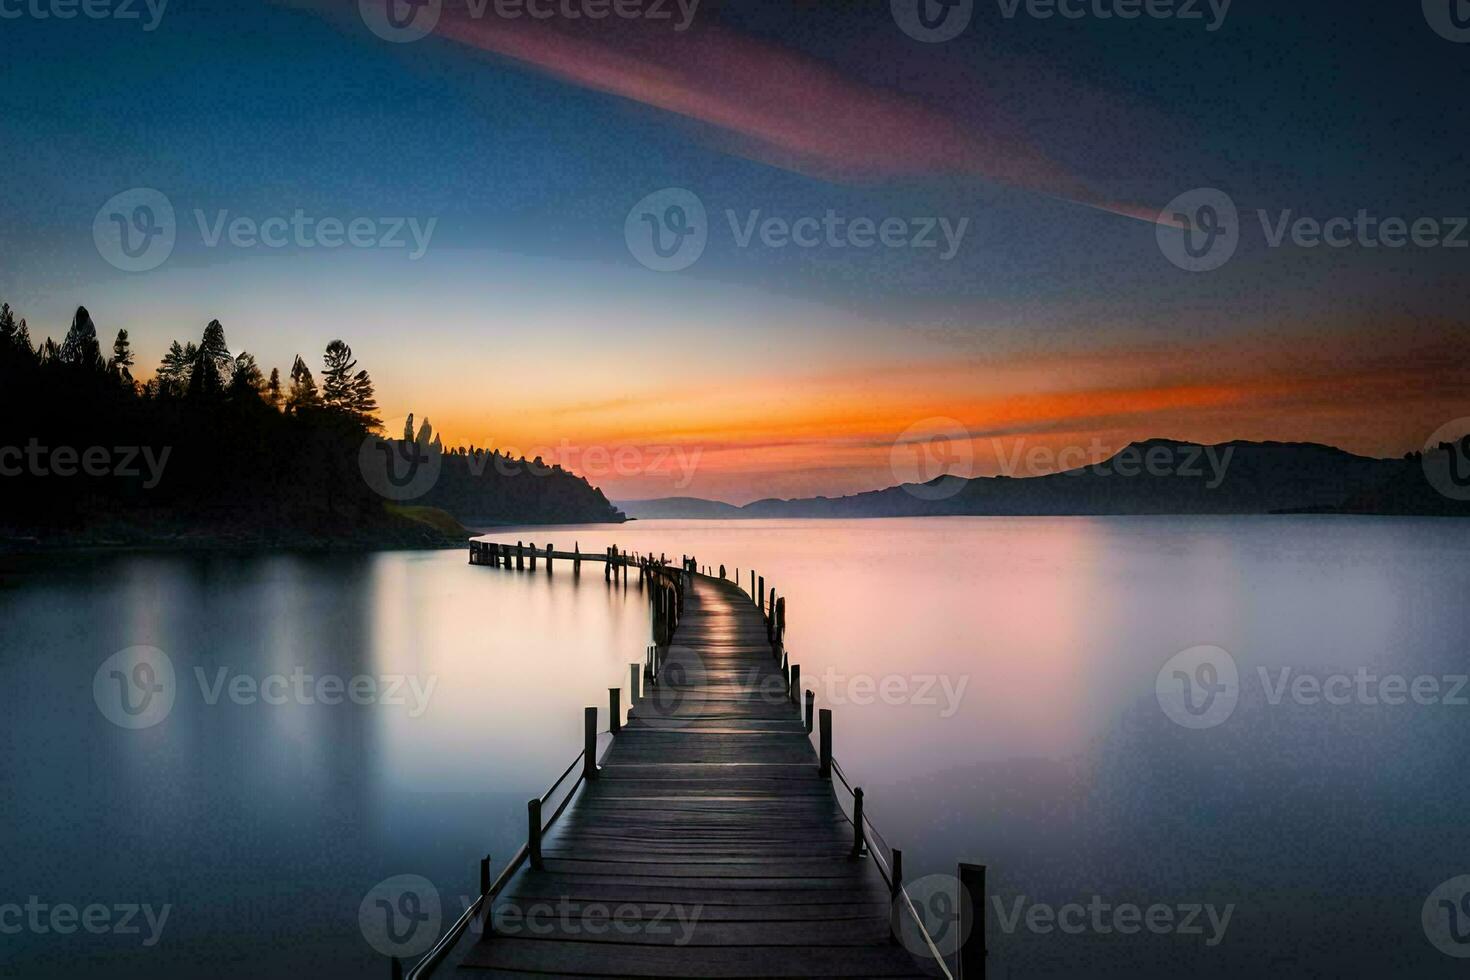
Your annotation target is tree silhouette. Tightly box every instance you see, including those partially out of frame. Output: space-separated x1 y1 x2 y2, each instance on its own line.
109 329 135 387
266 367 283 410
287 355 320 412
59 306 104 371
321 339 379 426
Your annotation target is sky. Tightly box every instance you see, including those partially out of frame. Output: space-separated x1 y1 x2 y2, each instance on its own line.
2 0 1467 503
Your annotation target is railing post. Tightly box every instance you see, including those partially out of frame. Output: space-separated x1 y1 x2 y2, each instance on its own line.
790 664 800 705
546 544 553 573
818 709 832 779
850 787 865 858
516 541 524 570
890 848 902 899
529 543 537 571
958 863 987 980
629 662 640 702
583 706 598 780
391 956 403 979
528 799 543 870
480 854 491 895
804 690 815 733
757 575 764 614
609 687 621 735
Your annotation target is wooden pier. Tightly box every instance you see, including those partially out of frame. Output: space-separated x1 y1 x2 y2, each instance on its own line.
404 541 982 978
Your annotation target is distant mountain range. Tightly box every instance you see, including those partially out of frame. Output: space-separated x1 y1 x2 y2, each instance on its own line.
617 439 1470 519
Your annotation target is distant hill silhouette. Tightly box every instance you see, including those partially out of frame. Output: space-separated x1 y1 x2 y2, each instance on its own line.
621 439 1468 519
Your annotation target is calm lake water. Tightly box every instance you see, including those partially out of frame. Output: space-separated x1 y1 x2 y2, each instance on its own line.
3 517 1468 977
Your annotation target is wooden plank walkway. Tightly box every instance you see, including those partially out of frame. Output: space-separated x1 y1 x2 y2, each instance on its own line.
450 570 930 978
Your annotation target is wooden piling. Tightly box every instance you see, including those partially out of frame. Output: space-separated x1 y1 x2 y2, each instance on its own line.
583 706 598 780
609 687 621 735
804 690 815 733
958 864 987 980
790 664 800 704
529 543 537 571
516 541 524 571
528 798 544 870
819 709 832 778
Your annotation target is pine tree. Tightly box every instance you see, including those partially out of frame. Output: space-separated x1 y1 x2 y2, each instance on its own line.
156 340 193 396
198 319 233 378
59 306 104 370
108 329 135 386
227 351 265 399
402 413 415 442
266 368 283 410
321 339 356 409
286 355 320 411
0 304 16 345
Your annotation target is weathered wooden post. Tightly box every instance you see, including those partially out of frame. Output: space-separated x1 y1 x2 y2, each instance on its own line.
480 854 491 896
583 706 598 780
529 543 537 571
850 788 866 858
890 848 903 900
757 575 764 615
629 663 640 702
958 863 987 980
528 798 544 870
605 547 611 581
819 709 832 778
719 564 725 579
391 956 403 979
516 541 524 570
804 690 815 733
776 596 786 648
546 543 553 573
609 687 621 735
574 542 581 574
790 664 800 705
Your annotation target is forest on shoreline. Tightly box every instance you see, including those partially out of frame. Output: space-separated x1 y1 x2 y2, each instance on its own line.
0 301 624 551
